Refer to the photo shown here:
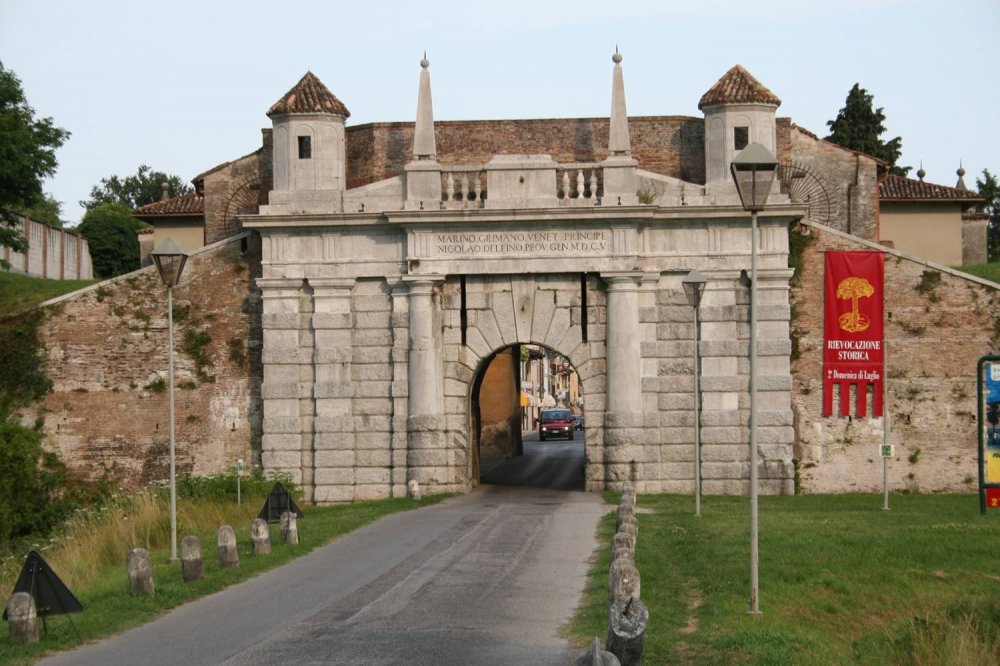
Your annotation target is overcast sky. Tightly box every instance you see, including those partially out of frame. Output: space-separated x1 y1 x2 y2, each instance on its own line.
2 0 997 225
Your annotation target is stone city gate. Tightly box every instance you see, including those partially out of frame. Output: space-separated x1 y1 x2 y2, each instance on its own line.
243 54 802 503
249 210 800 503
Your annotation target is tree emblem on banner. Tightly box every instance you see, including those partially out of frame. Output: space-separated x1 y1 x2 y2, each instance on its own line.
836 277 875 333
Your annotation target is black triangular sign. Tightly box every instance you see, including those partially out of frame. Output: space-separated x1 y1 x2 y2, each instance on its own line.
3 551 83 620
257 482 303 523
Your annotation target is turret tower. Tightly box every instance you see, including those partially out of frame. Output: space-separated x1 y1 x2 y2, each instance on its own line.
699 65 781 195
263 71 350 214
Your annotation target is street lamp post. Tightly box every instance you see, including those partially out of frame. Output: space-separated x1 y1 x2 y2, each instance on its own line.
731 143 778 616
682 269 707 517
151 238 189 563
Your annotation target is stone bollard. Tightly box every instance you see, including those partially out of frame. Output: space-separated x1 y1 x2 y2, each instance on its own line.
280 511 299 545
610 531 634 557
618 520 638 544
574 636 621 665
606 596 649 666
620 489 636 510
608 558 640 605
251 518 271 556
612 545 634 565
217 525 239 568
126 548 154 596
6 592 39 644
615 504 636 532
181 535 203 581
408 479 421 500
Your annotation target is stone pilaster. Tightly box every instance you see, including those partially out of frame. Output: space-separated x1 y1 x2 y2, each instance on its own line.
403 275 448 488
602 272 644 487
258 278 306 486
310 278 356 504
389 281 411 497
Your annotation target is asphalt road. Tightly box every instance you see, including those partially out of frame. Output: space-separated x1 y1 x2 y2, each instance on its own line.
44 432 604 665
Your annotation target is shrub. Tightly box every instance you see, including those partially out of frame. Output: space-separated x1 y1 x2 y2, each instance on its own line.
0 420 73 545
77 203 141 278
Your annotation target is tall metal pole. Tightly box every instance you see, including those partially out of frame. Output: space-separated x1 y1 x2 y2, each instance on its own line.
749 209 761 615
168 285 178 562
882 340 890 511
694 300 702 518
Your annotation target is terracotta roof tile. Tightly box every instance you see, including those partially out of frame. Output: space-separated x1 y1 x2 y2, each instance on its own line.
699 65 781 110
267 71 350 118
879 174 983 202
133 192 204 217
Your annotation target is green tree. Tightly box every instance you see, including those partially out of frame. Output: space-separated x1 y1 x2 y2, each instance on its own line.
19 193 64 228
826 83 910 177
77 203 141 277
0 61 70 269
83 164 192 211
976 169 1000 262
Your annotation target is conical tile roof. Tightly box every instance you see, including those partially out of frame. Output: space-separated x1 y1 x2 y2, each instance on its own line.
267 71 350 118
698 65 781 109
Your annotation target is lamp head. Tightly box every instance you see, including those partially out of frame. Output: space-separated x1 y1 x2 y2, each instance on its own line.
730 143 778 212
682 269 707 308
151 238 189 287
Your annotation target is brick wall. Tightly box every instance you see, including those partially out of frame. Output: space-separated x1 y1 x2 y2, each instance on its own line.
789 126 881 241
790 221 999 493
345 116 707 189
28 235 262 489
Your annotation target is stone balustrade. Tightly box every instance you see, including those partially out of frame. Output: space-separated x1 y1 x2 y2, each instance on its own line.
441 167 486 208
557 164 602 203
436 162 604 209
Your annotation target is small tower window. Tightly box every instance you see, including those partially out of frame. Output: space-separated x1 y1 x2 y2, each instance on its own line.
297 136 312 159
734 126 749 151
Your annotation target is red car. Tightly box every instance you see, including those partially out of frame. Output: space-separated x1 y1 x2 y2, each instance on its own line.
539 408 575 441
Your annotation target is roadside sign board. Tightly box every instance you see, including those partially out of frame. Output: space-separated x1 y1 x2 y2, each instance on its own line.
987 487 1000 510
880 444 894 458
978 356 1000 513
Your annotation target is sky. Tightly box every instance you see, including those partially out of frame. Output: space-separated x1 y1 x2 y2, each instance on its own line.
2 0 998 226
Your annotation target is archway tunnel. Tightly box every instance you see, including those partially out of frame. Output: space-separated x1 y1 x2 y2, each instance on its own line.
470 343 585 491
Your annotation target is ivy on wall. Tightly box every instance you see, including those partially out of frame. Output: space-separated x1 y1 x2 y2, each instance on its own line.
0 311 52 420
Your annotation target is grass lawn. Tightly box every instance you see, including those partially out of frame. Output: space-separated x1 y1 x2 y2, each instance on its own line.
0 271 95 317
954 261 1000 284
569 493 1000 665
0 492 447 664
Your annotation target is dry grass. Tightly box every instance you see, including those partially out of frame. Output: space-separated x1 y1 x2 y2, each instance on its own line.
0 487 264 594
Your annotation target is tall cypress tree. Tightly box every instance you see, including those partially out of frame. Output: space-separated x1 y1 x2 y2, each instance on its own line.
977 169 999 262
826 84 910 177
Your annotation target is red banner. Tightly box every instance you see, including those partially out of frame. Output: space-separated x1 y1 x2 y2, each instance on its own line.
823 251 884 417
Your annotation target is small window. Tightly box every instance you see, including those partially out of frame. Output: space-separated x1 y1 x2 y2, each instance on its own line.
297 136 312 159
734 126 749 151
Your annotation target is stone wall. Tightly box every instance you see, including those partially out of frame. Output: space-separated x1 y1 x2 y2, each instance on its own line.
2 215 93 280
790 221 999 493
24 234 262 489
202 130 273 245
789 126 881 240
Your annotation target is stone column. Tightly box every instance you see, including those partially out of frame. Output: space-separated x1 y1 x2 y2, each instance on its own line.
309 278 356 503
402 275 447 488
602 273 644 487
258 278 307 487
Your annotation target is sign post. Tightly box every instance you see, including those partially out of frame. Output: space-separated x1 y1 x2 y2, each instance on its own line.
236 459 244 505
978 355 1000 514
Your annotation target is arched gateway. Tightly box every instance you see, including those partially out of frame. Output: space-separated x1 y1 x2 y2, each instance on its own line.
245 55 803 503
